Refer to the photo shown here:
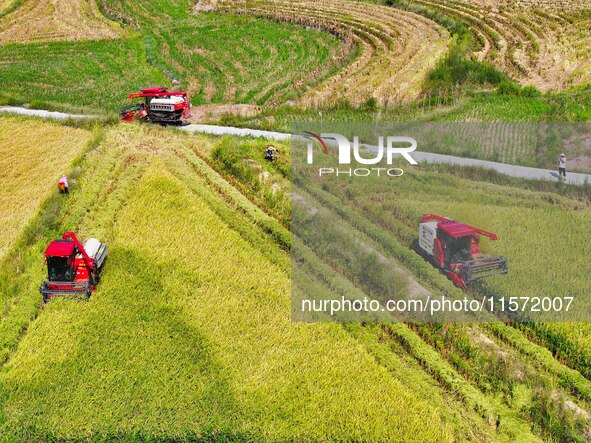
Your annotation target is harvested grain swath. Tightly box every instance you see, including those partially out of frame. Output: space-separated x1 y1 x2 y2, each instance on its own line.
0 116 90 260
0 0 123 44
412 0 591 90
216 0 450 106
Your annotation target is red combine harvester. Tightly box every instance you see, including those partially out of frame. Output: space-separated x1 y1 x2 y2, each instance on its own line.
40 232 107 304
120 86 190 124
417 214 508 288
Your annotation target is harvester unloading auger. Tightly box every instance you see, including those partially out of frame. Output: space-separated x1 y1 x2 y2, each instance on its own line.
40 232 107 304
417 214 508 288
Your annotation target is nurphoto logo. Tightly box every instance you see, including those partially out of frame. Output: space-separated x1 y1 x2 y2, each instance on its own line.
303 131 418 177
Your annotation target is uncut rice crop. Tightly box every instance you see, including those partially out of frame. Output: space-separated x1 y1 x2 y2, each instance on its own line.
0 116 90 260
0 124 454 441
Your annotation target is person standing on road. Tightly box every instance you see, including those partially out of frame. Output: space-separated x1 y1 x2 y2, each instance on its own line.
558 153 567 181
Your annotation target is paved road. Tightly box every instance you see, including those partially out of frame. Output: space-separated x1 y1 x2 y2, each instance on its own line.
0 106 93 120
181 124 591 185
2 108 590 185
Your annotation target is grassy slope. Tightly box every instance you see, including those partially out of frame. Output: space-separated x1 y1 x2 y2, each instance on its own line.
0 116 91 259
0 123 457 441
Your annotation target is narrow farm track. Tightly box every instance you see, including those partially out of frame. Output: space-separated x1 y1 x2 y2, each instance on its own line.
411 0 591 90
215 0 450 106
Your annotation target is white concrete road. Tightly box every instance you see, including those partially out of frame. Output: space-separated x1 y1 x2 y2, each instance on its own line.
0 106 93 120
181 124 591 186
2 108 589 185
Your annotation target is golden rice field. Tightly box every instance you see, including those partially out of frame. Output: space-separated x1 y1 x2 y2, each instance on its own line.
412 0 591 90
0 122 460 441
215 0 450 106
0 0 123 44
2 118 591 440
0 116 90 260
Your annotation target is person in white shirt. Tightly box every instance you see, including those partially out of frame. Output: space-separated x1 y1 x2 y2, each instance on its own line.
558 153 566 181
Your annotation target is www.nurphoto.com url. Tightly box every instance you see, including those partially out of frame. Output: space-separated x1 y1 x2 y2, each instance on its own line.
301 296 574 317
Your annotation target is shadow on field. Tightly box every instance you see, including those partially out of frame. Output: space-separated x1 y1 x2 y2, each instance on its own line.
1 246 259 440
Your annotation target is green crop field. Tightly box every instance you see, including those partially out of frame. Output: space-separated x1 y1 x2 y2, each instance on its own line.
0 1 344 112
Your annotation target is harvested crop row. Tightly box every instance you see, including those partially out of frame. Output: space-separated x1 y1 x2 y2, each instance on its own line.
215 0 449 106
0 0 123 44
411 0 591 90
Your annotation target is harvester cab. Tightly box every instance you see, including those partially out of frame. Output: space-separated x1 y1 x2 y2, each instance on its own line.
417 214 508 288
120 86 190 124
40 232 107 304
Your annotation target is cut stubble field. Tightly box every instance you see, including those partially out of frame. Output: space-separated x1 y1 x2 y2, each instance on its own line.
0 0 124 44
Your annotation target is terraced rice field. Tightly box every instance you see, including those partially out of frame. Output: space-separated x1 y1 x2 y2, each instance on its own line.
0 0 124 44
0 0 344 110
410 0 591 90
215 0 450 106
100 0 346 106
